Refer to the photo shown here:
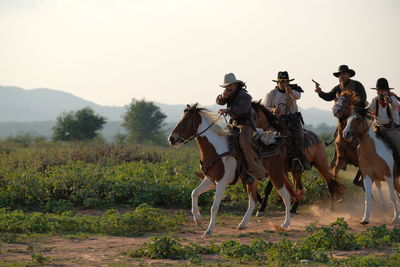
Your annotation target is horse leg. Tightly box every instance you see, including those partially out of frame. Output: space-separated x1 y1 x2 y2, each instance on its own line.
277 184 292 228
191 178 215 226
386 176 400 224
360 176 372 225
290 172 302 214
238 180 259 229
256 180 273 217
203 179 228 237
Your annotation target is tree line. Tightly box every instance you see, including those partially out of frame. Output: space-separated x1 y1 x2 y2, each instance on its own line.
53 99 167 145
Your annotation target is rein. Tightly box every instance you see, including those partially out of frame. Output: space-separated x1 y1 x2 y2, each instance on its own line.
181 114 222 144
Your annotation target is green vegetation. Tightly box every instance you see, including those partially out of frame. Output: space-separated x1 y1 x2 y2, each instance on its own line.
0 204 185 236
126 218 400 266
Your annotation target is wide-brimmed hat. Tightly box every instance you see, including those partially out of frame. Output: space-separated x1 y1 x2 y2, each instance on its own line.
220 73 243 87
333 65 355 77
272 71 294 82
371 78 394 91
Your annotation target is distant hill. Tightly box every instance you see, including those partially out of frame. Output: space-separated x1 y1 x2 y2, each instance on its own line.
0 85 336 140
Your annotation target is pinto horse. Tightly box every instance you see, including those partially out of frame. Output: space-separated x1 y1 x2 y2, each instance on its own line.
251 102 344 213
168 104 299 236
343 110 400 224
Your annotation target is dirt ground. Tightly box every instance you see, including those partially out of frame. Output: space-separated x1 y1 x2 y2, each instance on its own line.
0 184 398 266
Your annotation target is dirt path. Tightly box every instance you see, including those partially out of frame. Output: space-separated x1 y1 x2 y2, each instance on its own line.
1 193 398 266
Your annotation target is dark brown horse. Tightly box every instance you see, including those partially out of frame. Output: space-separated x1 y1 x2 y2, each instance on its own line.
168 104 300 236
331 91 361 183
251 101 344 213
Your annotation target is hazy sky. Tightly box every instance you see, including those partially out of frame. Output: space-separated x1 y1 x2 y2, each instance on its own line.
1 0 399 110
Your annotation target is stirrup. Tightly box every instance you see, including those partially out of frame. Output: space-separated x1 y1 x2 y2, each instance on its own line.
245 173 256 184
292 158 304 173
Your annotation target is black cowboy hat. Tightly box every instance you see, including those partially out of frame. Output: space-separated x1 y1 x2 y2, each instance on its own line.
371 78 394 90
333 65 356 78
272 71 294 82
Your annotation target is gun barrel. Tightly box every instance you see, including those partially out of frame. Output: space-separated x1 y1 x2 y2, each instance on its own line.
311 79 320 86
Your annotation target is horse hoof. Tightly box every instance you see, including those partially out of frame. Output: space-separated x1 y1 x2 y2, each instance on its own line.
391 218 400 225
237 224 247 230
360 220 369 225
256 211 265 217
280 223 290 229
203 230 212 237
193 216 202 226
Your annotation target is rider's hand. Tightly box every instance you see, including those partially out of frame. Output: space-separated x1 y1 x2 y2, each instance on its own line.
384 95 392 104
222 90 230 99
272 107 280 115
218 108 229 115
315 86 322 93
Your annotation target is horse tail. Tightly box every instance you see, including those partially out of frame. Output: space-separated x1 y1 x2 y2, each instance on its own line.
282 175 303 200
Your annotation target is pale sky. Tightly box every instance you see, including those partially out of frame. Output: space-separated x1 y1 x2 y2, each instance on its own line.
1 0 399 110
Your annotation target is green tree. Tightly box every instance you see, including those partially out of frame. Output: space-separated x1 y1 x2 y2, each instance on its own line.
53 107 106 141
122 99 167 145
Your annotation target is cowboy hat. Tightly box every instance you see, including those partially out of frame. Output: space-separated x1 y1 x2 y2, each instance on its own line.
333 65 356 78
371 78 394 90
272 71 294 82
220 73 243 87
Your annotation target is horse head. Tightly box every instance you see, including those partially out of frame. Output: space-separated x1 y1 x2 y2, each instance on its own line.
168 103 203 146
332 91 360 120
251 101 284 133
342 109 370 141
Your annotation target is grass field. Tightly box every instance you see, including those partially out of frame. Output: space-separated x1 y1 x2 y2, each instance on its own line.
1 141 399 266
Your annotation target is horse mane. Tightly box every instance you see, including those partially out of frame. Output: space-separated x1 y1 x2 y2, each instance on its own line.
251 101 285 133
340 90 360 106
185 103 229 136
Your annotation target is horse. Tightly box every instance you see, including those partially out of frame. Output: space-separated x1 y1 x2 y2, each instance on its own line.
331 91 362 185
342 109 400 224
168 104 299 236
251 101 344 214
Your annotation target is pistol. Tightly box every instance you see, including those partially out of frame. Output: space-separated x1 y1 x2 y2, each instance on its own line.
312 79 320 88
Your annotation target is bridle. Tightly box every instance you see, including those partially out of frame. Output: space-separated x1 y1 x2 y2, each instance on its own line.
176 113 222 145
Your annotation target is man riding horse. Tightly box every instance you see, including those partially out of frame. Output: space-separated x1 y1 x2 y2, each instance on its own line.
263 71 311 172
314 65 367 113
368 78 400 159
216 73 267 185
314 65 367 184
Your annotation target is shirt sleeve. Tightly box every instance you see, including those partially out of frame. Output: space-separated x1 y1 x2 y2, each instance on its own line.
368 97 377 115
318 86 337 101
263 91 273 112
289 89 301 100
228 92 252 117
216 94 227 105
390 96 399 111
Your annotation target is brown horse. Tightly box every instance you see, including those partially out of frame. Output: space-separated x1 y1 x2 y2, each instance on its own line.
168 104 299 236
251 101 344 213
331 91 361 183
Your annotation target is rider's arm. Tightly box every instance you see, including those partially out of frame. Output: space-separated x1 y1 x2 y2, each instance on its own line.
318 86 338 101
367 97 377 116
355 81 367 107
216 94 228 105
288 88 301 100
228 92 252 117
263 91 273 112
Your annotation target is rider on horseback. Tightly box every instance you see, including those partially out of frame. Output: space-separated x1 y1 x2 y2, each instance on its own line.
263 71 311 173
315 65 367 113
216 73 267 184
368 78 400 158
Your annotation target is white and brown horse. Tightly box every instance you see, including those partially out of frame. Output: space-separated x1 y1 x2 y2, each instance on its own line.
168 104 299 236
343 110 400 224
